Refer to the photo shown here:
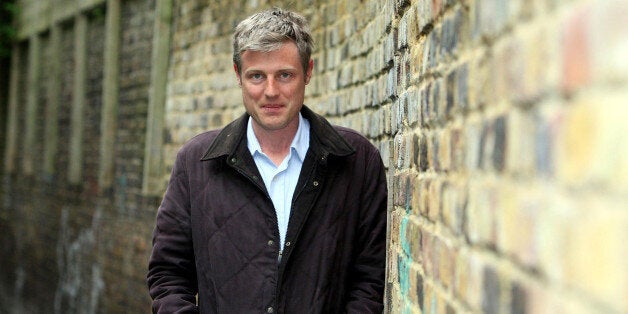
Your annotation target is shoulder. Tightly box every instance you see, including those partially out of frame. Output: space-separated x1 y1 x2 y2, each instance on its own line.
333 126 379 152
177 129 221 160
329 125 384 167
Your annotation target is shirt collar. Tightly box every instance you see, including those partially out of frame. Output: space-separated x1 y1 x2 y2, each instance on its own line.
246 112 310 162
201 106 354 162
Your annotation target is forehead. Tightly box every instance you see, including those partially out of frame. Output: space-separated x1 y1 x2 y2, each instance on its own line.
240 42 302 71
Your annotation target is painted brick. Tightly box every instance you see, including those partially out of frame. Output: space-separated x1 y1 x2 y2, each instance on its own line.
562 198 628 309
438 129 451 171
588 0 628 85
440 8 462 60
464 117 483 170
482 265 502 314
473 0 514 41
414 177 429 217
506 108 536 176
440 180 466 235
454 249 484 311
496 184 540 267
403 216 423 264
555 94 628 188
466 181 497 246
449 125 465 172
416 0 432 34
435 237 456 290
419 229 435 276
426 178 442 222
560 3 591 94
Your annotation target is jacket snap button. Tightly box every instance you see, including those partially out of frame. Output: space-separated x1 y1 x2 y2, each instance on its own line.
285 241 291 247
268 240 274 246
267 306 274 313
313 181 319 186
230 157 237 164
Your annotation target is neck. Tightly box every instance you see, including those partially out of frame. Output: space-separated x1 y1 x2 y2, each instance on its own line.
253 122 298 166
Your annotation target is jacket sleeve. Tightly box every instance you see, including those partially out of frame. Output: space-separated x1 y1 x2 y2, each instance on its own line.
345 149 388 313
147 149 199 313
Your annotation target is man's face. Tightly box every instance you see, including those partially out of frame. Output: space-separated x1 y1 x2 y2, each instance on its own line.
235 42 313 133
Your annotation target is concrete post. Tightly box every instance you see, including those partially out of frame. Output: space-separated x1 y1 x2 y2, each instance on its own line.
143 0 174 195
44 24 62 179
69 14 88 184
23 35 41 175
98 0 121 191
3 45 21 173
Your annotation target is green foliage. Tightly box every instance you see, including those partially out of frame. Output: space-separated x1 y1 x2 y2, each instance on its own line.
0 1 18 59
87 5 106 22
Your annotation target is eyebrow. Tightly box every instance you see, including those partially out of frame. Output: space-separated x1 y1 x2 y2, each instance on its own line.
243 66 299 74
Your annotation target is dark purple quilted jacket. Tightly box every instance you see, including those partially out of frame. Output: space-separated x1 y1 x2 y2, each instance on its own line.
147 106 388 313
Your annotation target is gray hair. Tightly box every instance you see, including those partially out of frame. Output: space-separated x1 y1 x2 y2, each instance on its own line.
233 8 314 74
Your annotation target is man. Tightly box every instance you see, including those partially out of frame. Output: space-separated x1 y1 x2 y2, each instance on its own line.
147 7 387 313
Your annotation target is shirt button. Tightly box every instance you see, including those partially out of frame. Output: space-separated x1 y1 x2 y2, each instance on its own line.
267 306 274 313
268 240 274 246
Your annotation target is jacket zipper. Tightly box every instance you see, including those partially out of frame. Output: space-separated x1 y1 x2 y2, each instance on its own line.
231 162 284 307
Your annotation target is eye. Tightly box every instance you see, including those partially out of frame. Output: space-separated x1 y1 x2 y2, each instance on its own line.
247 72 264 82
278 72 293 80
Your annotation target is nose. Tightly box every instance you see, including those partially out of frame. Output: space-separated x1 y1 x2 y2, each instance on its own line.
265 77 279 98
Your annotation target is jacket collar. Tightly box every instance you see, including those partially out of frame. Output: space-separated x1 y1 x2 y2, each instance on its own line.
200 106 355 161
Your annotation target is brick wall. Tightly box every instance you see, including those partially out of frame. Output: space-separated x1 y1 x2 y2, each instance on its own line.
101 1 158 311
1 0 626 313
388 0 628 313
0 0 157 312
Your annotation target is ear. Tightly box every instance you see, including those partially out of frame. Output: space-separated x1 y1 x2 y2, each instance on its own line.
233 63 241 85
305 59 314 84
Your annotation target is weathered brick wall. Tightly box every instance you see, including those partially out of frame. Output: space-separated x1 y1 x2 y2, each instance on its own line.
56 25 75 184
388 0 628 313
100 0 158 311
0 12 109 314
84 15 105 195
1 0 626 313
0 0 157 313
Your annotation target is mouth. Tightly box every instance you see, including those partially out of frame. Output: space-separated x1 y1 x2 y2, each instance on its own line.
262 104 283 108
261 104 284 113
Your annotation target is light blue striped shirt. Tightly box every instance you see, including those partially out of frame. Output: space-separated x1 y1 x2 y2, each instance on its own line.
246 113 310 251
